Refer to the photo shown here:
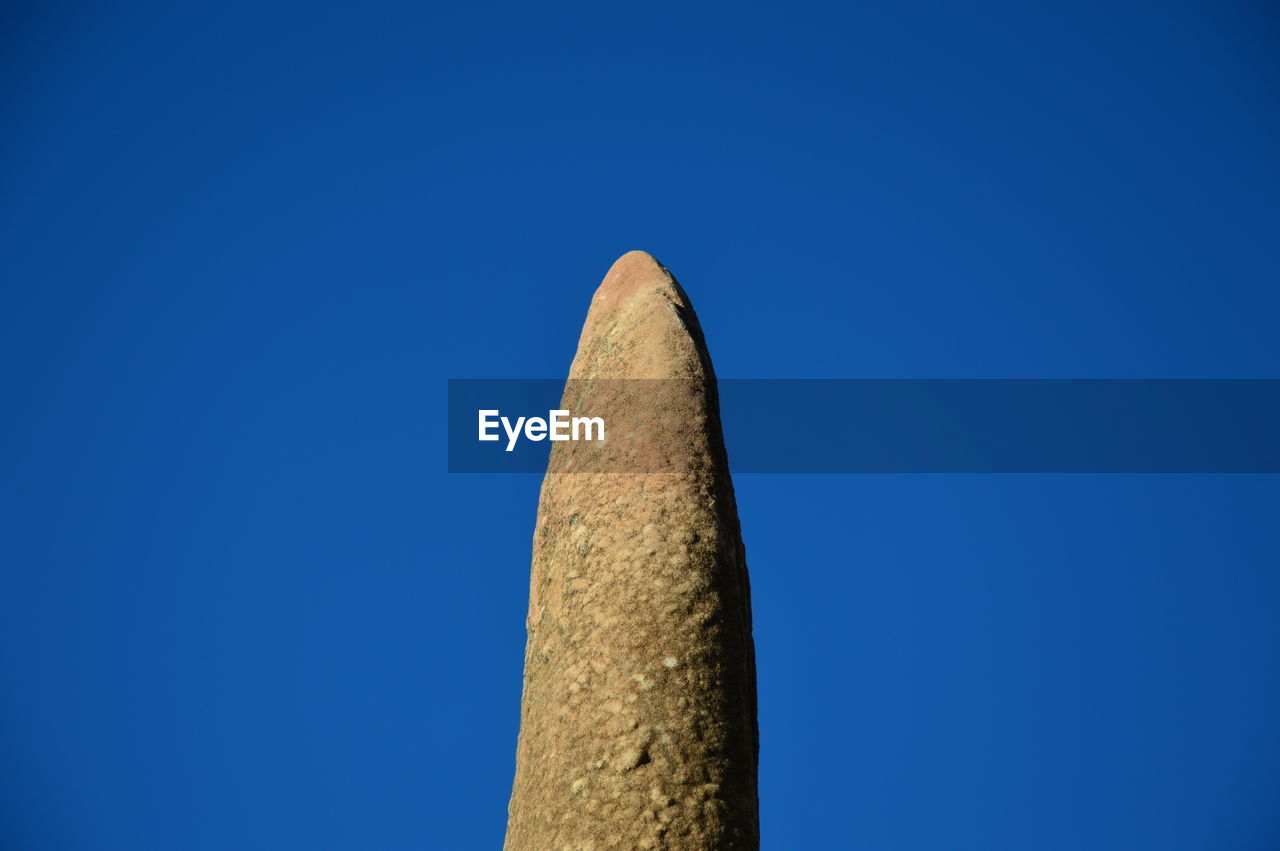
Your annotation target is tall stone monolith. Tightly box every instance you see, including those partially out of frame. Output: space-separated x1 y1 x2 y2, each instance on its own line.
504 251 759 849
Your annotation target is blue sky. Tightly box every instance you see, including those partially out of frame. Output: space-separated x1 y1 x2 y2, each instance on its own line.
3 1 1279 848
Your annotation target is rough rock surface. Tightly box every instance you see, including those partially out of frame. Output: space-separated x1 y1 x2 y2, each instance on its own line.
504 252 759 850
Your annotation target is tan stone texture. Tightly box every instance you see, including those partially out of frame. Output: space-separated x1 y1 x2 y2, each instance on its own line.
504 252 759 850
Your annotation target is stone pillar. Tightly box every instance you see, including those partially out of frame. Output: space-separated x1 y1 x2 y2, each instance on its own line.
505 252 759 850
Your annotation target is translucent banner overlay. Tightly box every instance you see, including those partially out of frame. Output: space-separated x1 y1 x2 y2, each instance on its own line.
448 379 1280 473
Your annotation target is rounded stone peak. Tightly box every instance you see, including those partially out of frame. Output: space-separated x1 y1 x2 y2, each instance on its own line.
610 248 663 274
568 252 711 380
590 250 683 314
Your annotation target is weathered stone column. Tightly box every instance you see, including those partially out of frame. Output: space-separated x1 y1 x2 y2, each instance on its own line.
504 251 758 850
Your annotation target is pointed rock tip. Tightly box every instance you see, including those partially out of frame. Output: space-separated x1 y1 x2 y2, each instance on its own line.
569 250 707 380
609 249 665 277
593 250 686 317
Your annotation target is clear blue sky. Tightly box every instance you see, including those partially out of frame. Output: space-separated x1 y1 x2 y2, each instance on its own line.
3 1 1279 848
